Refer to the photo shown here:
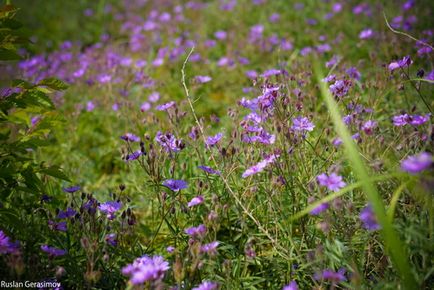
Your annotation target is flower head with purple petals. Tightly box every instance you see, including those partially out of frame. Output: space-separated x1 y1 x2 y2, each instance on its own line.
360 204 380 231
317 173 346 191
99 201 122 220
192 281 218 290
41 245 67 257
162 179 188 192
122 255 169 285
401 152 432 174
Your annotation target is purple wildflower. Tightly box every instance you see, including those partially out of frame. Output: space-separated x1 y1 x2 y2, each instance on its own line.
48 220 67 232
282 281 298 290
162 179 188 191
99 201 122 220
0 231 19 254
188 195 204 207
361 120 377 135
86 101 95 112
360 204 380 231
198 165 220 175
242 154 279 178
346 67 361 80
62 185 81 193
140 102 151 112
105 233 117 246
310 202 330 215
388 55 413 71
329 79 352 97
57 207 77 219
206 133 223 147
185 224 207 238
314 268 346 282
317 173 346 191
121 133 140 142
400 152 433 174
126 150 142 162
393 113 431 127
166 246 175 253
156 101 176 111
192 281 219 290
291 117 315 132
155 132 184 152
195 75 212 83
41 245 67 257
122 255 170 285
200 241 219 255
359 28 373 39
148 92 160 103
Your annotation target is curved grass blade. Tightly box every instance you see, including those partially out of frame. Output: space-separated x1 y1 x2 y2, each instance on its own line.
313 60 417 289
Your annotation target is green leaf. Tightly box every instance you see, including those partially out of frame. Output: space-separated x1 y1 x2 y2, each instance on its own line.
38 78 69 90
39 165 70 181
0 47 21 60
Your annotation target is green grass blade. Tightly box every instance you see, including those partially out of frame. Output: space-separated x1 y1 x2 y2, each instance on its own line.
313 61 417 289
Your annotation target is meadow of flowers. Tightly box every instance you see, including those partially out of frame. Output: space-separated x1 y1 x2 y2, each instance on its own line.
0 0 433 289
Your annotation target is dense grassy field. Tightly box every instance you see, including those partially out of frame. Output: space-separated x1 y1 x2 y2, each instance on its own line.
1 0 433 289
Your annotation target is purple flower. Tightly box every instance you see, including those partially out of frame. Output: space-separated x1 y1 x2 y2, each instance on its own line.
206 133 223 147
140 102 151 112
155 132 184 152
346 67 361 80
392 114 410 126
188 195 204 207
359 28 373 39
310 202 329 215
126 150 143 162
105 233 117 246
360 204 380 231
425 70 434 81
86 101 95 112
121 133 140 142
261 69 282 78
48 220 67 232
162 179 188 191
166 246 175 253
185 224 207 238
291 117 315 132
388 55 413 71
409 114 430 126
41 245 67 257
192 281 218 290
195 75 212 83
401 152 432 174
282 281 298 290
361 120 377 135
214 30 227 40
62 186 81 193
242 154 279 178
156 101 176 111
148 92 160 103
314 268 346 282
317 173 346 191
322 74 336 83
198 165 220 175
200 241 219 255
0 231 19 254
99 201 122 220
329 79 352 97
57 207 77 219
122 255 170 285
